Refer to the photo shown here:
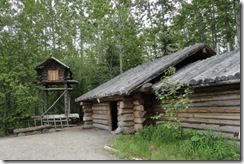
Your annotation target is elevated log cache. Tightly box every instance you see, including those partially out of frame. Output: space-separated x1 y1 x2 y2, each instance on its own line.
151 84 240 141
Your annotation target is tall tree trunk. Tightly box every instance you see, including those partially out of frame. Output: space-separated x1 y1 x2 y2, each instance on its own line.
224 6 231 49
147 1 157 59
211 0 217 50
117 0 123 73
50 0 56 54
234 0 240 48
80 38 84 75
118 29 123 73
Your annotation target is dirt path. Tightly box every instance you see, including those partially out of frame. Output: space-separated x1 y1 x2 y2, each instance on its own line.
0 126 117 160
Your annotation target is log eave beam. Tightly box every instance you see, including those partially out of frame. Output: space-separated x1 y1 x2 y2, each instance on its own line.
134 83 152 93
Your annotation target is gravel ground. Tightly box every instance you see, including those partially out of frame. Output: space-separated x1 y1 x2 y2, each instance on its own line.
0 126 118 160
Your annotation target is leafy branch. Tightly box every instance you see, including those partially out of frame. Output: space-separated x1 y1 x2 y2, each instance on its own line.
152 67 193 134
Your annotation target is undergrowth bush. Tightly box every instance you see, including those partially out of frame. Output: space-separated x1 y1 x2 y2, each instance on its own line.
111 125 240 160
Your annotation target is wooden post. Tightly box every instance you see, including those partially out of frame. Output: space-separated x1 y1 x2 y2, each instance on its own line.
64 83 70 116
64 83 70 128
67 89 70 115
39 91 44 115
45 90 48 112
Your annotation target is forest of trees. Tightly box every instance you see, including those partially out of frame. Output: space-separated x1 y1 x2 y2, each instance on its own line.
0 0 240 135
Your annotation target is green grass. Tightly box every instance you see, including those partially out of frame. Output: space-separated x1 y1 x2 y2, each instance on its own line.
111 125 240 160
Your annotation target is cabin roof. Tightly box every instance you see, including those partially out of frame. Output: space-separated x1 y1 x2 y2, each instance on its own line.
75 43 215 102
35 56 70 70
153 49 240 90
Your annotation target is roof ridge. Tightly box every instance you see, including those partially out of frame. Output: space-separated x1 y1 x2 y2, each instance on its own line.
75 43 212 102
35 56 70 69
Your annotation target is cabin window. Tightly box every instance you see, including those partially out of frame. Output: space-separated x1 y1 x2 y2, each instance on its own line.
48 70 59 81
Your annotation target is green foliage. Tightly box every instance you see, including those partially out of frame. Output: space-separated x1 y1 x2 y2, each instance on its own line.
178 129 240 160
0 0 239 135
0 0 145 135
0 32 41 134
153 67 193 130
172 0 238 52
133 0 180 60
111 125 240 160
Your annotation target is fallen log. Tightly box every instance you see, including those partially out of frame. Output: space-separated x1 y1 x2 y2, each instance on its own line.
104 145 120 153
13 124 52 134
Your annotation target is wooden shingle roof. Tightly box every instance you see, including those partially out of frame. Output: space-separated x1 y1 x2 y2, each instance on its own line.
153 49 240 90
75 43 215 102
35 56 70 70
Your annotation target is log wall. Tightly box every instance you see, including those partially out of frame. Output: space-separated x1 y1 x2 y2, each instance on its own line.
116 96 135 133
151 84 240 140
82 101 93 129
132 93 146 131
92 102 111 131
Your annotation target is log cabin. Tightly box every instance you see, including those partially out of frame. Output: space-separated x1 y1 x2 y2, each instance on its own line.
75 43 240 140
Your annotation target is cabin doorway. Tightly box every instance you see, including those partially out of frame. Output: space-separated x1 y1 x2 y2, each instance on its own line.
110 101 118 130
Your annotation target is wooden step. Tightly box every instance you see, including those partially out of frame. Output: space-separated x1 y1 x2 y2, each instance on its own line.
42 119 69 123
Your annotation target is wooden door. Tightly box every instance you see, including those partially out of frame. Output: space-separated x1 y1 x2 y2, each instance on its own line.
48 70 59 81
110 101 118 130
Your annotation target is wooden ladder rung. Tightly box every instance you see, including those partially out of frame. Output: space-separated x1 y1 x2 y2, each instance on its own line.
60 117 63 128
36 115 74 129
53 116 56 129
